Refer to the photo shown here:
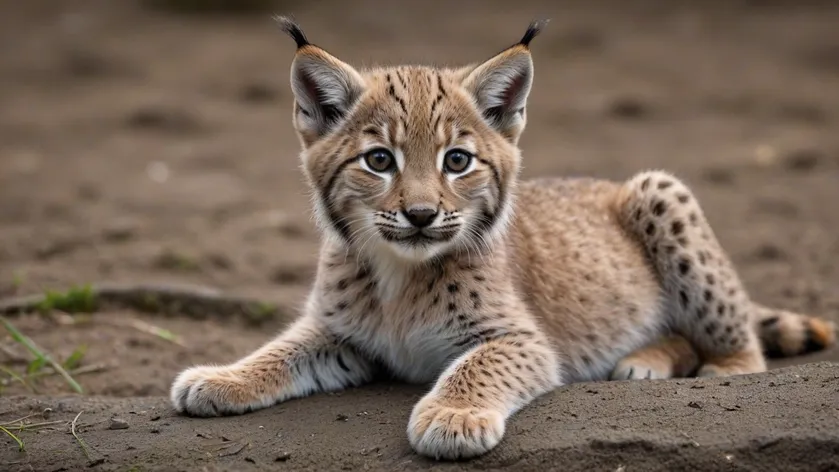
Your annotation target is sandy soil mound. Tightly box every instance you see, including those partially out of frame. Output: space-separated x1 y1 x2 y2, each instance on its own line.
2 363 838 471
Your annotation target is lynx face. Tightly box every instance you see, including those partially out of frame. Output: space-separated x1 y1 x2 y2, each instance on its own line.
282 19 539 262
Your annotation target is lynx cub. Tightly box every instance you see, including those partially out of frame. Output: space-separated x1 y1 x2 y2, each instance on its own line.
171 17 836 459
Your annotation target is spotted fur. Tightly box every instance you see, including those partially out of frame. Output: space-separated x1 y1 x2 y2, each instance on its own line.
170 18 836 460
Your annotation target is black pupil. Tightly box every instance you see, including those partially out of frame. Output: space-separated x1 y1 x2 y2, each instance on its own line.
369 151 391 170
447 152 467 171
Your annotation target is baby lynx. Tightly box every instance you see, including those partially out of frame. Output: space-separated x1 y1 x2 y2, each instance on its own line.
172 17 836 459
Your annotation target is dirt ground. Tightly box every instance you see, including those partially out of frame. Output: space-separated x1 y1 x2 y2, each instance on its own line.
1 0 839 470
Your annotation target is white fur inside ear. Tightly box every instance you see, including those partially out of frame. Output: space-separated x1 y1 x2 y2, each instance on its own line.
292 58 352 109
290 53 366 141
471 55 533 112
463 51 533 140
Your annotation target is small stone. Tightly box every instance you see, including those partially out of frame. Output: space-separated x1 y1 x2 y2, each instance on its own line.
205 253 233 270
103 219 139 242
687 401 703 409
783 148 823 172
109 418 129 430
275 452 291 462
336 414 349 422
607 97 649 119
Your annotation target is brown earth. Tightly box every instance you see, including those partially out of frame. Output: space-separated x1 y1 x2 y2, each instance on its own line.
1 0 839 470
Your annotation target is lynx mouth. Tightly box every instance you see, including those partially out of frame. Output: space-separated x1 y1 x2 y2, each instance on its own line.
378 227 459 246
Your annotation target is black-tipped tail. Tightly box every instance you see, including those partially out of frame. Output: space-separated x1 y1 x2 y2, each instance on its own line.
519 19 550 47
273 15 309 49
757 306 836 358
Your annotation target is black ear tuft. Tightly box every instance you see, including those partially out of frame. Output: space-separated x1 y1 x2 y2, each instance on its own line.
273 15 310 49
519 19 550 47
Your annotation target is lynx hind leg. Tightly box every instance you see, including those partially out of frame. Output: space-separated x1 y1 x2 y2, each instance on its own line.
610 335 700 380
616 170 766 377
755 305 836 358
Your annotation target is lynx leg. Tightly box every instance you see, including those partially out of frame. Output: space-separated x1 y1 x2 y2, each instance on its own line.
617 170 766 377
407 331 561 460
171 316 374 416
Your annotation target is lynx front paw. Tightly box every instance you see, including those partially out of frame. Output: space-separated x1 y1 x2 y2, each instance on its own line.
171 365 269 417
407 395 506 460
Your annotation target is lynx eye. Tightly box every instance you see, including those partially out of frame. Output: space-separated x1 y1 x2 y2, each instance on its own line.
363 148 396 173
443 149 472 174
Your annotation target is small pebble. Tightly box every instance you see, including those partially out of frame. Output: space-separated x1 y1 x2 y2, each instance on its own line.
783 148 822 172
102 219 139 242
109 418 129 430
275 452 291 462
607 97 649 119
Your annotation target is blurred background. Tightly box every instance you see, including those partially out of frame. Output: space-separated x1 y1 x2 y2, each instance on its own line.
0 0 838 397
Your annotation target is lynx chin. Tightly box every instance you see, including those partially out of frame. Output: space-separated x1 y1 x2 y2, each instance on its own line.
170 16 836 460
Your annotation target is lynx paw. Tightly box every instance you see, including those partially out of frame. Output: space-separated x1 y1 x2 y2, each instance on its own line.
697 348 767 378
407 395 505 460
171 365 268 417
610 359 670 380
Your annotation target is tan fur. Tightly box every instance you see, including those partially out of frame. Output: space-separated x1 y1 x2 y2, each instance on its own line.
613 336 699 379
170 18 837 460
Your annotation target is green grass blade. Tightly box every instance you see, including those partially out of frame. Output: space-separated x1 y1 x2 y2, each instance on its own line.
0 365 36 393
0 316 83 394
63 345 87 370
0 425 24 452
26 357 46 375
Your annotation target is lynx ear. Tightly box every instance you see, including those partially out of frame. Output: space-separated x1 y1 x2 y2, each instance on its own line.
275 16 366 147
462 20 548 143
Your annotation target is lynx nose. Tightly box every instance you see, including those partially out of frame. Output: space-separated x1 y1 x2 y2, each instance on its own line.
402 206 438 228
